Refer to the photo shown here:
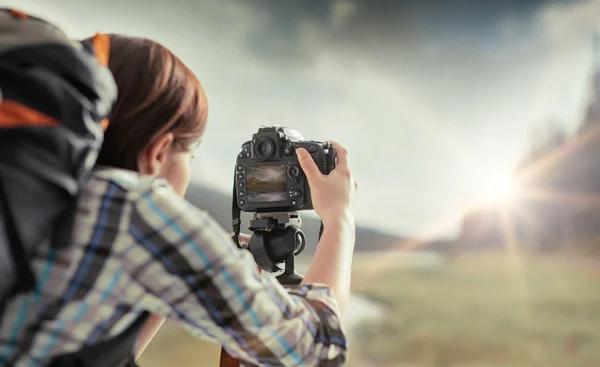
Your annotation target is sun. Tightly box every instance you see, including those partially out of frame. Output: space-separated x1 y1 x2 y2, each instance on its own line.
474 172 519 205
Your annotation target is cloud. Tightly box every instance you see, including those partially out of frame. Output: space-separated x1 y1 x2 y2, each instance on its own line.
537 0 600 45
518 0 600 130
6 0 600 237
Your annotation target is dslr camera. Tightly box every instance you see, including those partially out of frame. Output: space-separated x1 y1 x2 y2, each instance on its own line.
235 126 337 213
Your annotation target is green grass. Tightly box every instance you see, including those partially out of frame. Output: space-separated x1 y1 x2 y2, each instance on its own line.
350 253 600 367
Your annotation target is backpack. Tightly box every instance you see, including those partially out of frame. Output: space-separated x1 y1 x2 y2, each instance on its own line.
0 8 149 366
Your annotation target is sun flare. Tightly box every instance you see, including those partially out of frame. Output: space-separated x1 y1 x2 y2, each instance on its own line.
474 172 519 205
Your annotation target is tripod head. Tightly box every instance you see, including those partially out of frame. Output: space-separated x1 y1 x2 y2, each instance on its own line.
246 212 306 285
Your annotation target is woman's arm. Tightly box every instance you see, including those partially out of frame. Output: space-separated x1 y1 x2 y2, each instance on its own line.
134 314 166 359
301 211 355 316
134 233 253 360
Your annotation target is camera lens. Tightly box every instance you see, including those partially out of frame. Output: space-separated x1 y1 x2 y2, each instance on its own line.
254 137 276 159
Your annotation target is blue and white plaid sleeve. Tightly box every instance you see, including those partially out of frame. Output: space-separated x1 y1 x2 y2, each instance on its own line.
123 179 348 366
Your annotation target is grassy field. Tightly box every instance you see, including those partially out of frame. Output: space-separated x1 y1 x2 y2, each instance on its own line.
139 253 600 367
351 253 600 367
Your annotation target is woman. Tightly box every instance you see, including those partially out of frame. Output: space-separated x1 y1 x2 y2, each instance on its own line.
0 33 357 367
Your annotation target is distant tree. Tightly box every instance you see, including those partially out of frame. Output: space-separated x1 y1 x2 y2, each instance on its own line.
578 33 600 133
516 118 568 173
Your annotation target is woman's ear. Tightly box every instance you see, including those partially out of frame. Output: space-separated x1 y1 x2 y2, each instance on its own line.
137 132 174 175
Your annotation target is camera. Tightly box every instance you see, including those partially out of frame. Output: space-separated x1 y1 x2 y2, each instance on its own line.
234 125 337 213
231 125 336 284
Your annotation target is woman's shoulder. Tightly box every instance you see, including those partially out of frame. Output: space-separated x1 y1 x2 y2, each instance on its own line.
86 166 172 200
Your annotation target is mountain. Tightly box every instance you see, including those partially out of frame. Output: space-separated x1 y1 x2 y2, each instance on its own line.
184 181 407 258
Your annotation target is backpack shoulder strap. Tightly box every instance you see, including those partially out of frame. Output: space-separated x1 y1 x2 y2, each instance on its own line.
0 178 32 306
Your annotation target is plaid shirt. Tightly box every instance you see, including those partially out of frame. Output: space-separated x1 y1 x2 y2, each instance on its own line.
0 168 347 367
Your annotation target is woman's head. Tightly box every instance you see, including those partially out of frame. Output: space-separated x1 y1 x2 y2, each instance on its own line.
88 34 208 196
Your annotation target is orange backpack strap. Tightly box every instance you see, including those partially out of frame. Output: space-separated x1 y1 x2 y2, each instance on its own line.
0 101 58 128
91 33 110 68
89 33 111 130
8 9 28 19
0 9 74 128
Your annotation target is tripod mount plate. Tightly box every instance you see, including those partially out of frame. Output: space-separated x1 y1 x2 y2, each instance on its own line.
248 212 301 231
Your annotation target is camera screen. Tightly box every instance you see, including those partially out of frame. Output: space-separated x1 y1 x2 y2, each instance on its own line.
246 165 287 203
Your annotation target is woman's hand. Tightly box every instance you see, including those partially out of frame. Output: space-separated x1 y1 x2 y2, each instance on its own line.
297 141 357 225
230 232 263 275
229 232 252 248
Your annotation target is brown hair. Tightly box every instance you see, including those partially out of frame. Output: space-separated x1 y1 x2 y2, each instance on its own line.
88 34 208 171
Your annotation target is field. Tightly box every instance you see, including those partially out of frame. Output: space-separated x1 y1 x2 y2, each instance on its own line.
138 253 600 367
351 253 600 367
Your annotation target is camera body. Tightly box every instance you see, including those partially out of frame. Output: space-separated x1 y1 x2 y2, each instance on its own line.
235 126 337 213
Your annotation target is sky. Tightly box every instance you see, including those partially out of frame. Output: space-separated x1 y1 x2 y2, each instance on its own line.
5 0 600 238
